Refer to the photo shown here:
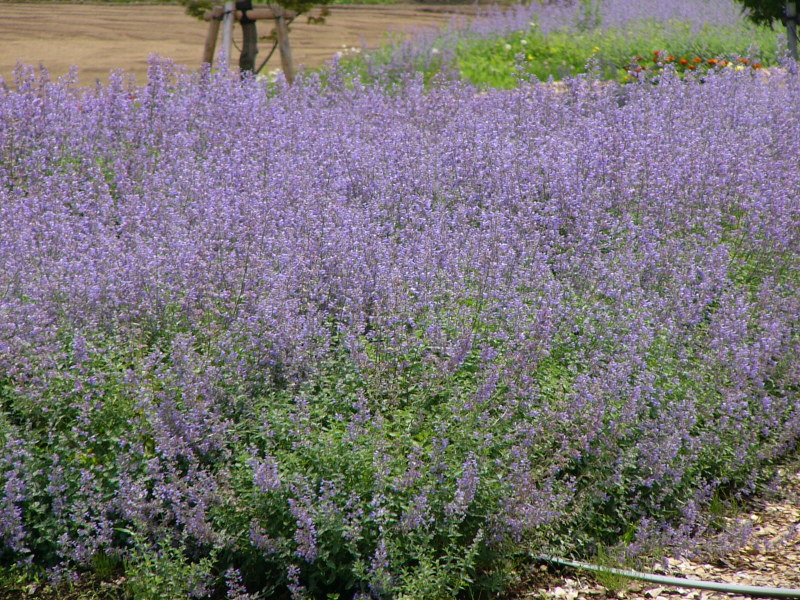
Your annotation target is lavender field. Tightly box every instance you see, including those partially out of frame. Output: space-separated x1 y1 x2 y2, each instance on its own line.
1 12 799 600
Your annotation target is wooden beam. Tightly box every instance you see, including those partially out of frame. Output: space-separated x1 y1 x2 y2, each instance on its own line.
202 17 221 65
204 6 296 21
221 0 235 66
272 5 295 83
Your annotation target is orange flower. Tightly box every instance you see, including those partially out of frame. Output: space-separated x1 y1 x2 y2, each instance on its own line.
738 58 750 64
707 59 718 66
635 56 644 62
693 57 702 63
666 55 675 62
688 65 696 70
720 60 729 67
753 63 762 69
679 58 688 65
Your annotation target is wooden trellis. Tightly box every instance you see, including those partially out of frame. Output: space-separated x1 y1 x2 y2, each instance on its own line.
203 2 297 82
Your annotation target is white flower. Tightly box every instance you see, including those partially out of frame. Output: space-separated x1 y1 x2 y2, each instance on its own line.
520 39 528 45
431 47 440 55
504 44 512 51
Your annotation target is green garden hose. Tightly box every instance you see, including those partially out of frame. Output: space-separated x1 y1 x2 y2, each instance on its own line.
536 555 800 598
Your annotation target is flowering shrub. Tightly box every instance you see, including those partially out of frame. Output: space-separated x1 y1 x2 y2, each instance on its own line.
0 61 799 598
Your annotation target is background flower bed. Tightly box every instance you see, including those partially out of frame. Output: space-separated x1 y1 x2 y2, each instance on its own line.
348 0 782 87
1 54 799 600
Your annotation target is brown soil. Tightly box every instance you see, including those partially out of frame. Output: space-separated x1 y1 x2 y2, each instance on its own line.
0 2 479 86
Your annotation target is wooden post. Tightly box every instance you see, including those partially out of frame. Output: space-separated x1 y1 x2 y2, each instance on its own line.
272 5 295 83
221 0 235 68
202 18 221 66
205 7 295 21
237 0 258 73
787 2 798 61
202 6 297 75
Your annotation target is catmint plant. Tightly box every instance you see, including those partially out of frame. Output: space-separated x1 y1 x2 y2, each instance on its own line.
0 48 798 599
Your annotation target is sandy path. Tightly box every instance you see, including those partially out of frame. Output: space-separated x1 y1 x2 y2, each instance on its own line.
0 2 476 86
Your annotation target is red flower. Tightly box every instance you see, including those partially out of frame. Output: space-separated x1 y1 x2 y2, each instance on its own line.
707 59 718 66
679 58 688 65
738 58 750 65
688 65 696 70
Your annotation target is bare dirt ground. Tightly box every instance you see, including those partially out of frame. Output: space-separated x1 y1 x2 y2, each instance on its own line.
0 2 478 86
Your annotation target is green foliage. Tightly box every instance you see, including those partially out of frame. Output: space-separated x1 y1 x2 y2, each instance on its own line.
179 0 333 20
122 532 214 600
733 0 788 27
216 340 526 598
0 564 127 600
575 0 603 32
177 0 215 21
394 531 483 600
92 552 122 581
591 547 632 594
455 19 780 88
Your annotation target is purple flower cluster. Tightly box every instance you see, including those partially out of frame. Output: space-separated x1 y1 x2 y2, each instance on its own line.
0 60 798 596
470 0 748 37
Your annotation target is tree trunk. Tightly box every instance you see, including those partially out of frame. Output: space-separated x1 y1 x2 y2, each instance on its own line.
237 0 258 73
